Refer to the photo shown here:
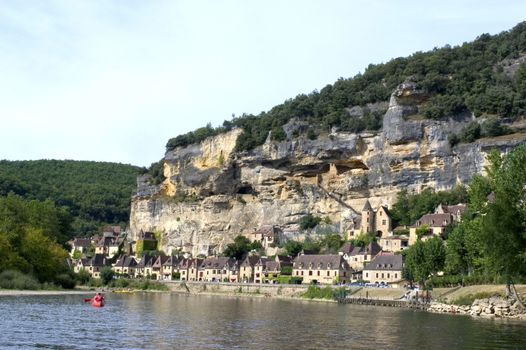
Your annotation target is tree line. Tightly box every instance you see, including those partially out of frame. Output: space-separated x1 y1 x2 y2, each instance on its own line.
0 160 140 235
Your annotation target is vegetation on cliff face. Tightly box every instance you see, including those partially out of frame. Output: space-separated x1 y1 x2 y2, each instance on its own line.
165 22 526 154
0 160 140 234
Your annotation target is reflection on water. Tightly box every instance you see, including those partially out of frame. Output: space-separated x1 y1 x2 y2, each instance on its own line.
0 293 525 349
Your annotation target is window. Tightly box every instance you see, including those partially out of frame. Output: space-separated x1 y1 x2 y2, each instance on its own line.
365 273 368 278
395 273 398 279
343 272 346 277
376 273 378 278
327 271 330 276
387 273 390 279
309 271 313 276
381 273 384 278
382 220 386 225
317 271 320 276
301 271 304 276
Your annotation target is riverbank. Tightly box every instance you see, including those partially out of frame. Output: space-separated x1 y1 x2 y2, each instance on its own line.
0 289 91 296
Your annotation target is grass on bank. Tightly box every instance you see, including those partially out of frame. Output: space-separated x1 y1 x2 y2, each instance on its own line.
302 285 348 300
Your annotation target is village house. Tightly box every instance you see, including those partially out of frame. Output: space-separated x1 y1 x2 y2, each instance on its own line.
84 254 110 278
253 257 270 283
409 213 454 245
239 256 260 282
200 257 239 282
292 254 352 285
245 225 281 255
135 254 155 278
161 256 181 280
113 255 137 277
152 256 170 280
378 235 409 253
261 256 293 283
70 238 91 257
362 254 404 285
348 200 393 238
340 241 382 271
185 258 204 281
73 258 89 274
435 203 468 222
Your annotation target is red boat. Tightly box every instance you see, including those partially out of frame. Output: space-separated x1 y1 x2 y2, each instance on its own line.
86 293 105 307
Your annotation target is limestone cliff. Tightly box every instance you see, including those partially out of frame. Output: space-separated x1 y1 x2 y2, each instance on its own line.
130 83 526 256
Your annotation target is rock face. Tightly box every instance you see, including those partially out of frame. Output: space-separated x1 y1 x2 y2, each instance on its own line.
130 85 526 256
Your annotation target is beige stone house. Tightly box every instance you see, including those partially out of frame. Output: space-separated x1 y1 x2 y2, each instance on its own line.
363 254 404 285
152 256 170 280
161 256 182 280
379 235 409 253
245 225 281 255
135 254 155 278
409 213 454 245
113 255 137 277
70 238 91 256
349 200 393 238
200 257 239 282
341 241 382 271
84 254 110 278
260 256 293 283
292 255 352 284
239 256 259 282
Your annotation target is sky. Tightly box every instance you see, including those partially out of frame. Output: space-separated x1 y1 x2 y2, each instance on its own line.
1 1 525 167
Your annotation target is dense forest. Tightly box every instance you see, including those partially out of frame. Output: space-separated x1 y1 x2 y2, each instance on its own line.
0 160 140 235
162 21 526 159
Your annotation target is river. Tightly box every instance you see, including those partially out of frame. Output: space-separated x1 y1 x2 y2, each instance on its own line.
0 292 525 349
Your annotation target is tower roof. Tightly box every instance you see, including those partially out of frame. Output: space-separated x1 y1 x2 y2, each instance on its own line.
362 199 373 212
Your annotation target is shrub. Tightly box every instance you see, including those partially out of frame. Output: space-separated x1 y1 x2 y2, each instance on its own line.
100 267 114 285
55 273 76 289
0 270 41 290
75 269 91 285
450 292 499 306
172 272 181 280
299 214 322 230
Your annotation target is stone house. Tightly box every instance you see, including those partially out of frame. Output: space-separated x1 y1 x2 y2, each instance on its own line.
341 241 382 271
70 238 91 256
362 254 404 285
349 200 393 238
260 256 293 283
292 254 351 284
435 203 468 222
152 256 170 280
85 254 110 278
409 213 454 245
378 235 409 253
245 225 281 255
200 257 239 282
113 255 137 277
135 254 155 278
161 256 182 280
253 258 270 283
239 256 260 282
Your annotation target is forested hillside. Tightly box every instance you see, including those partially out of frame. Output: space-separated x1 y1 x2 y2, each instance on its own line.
164 21 526 155
0 160 140 235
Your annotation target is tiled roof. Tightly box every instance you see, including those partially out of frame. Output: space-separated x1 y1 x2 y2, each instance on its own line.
114 255 137 268
72 238 91 248
364 254 403 271
415 213 454 227
293 254 350 271
362 200 373 212
254 225 276 238
89 254 109 267
339 242 354 254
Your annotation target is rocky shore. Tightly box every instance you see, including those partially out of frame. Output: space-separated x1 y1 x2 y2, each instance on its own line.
428 297 526 320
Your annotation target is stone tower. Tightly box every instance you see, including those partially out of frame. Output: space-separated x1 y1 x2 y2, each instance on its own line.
361 200 374 234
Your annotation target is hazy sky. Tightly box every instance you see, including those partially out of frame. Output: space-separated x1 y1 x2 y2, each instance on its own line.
1 1 525 166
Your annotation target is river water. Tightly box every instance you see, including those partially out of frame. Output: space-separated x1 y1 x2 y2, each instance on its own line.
0 292 525 349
